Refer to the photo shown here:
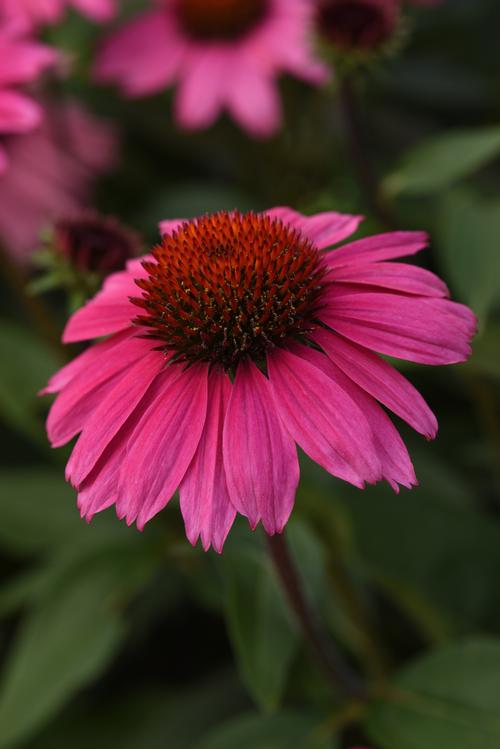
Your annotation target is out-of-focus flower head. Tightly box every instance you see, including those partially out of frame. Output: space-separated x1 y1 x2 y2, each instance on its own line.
52 213 141 276
44 208 475 552
0 30 57 171
31 212 142 310
315 0 443 68
94 0 329 138
0 0 116 32
0 102 117 262
317 0 400 53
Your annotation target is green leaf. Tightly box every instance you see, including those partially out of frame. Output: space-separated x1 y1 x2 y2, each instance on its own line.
366 638 500 749
0 321 60 446
337 488 500 637
30 674 246 749
384 126 500 196
436 189 500 324
221 537 298 711
465 324 500 380
0 566 125 749
195 711 336 749
0 470 85 554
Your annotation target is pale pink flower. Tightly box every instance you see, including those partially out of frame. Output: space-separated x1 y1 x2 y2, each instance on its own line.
0 31 56 171
0 0 116 32
44 209 476 552
0 102 116 261
94 0 328 137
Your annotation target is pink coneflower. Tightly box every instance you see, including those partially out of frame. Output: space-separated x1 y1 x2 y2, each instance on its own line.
0 102 116 261
0 31 56 171
94 0 328 137
0 0 116 32
44 208 476 553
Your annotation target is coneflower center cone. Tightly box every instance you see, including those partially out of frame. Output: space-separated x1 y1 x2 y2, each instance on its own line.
175 0 268 41
133 212 329 371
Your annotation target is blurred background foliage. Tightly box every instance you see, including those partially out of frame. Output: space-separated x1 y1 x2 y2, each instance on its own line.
1 0 500 747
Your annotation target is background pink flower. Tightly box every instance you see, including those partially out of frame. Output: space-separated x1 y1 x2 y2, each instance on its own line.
0 102 116 261
94 0 328 137
0 31 56 171
44 209 475 553
0 0 116 32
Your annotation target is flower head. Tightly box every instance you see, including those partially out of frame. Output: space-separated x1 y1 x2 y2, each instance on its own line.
53 213 140 276
44 208 476 552
0 102 116 261
94 0 328 137
317 0 400 52
0 30 56 171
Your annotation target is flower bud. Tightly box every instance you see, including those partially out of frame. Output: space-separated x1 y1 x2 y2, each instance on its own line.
53 213 140 276
317 0 400 52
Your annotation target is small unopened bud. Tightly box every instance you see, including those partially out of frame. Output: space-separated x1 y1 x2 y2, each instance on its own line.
54 213 141 276
31 213 142 310
317 0 402 62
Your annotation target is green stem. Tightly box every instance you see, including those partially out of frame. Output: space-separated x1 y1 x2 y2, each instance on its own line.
266 531 368 701
338 76 395 228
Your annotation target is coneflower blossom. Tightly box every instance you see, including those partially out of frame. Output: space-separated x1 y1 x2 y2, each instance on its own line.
44 209 476 552
0 102 116 261
94 0 328 137
0 0 115 32
0 31 56 172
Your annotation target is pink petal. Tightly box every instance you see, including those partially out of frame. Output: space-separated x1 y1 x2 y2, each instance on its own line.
76 389 150 522
226 64 281 137
63 299 135 343
61 256 149 343
46 333 150 447
268 348 381 488
0 40 56 85
0 144 7 173
159 218 187 236
330 261 449 297
320 290 476 365
116 363 208 529
99 256 150 295
49 376 123 450
180 369 236 553
325 231 429 269
312 329 437 439
72 0 116 22
265 207 363 249
66 347 166 486
223 360 299 534
175 49 229 131
304 346 416 491
0 91 41 134
95 11 183 96
42 329 134 395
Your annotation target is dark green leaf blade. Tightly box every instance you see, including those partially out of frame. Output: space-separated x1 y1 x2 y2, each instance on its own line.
366 638 500 749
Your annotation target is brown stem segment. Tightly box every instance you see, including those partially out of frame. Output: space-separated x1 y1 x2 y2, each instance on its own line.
266 531 367 701
338 76 395 229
